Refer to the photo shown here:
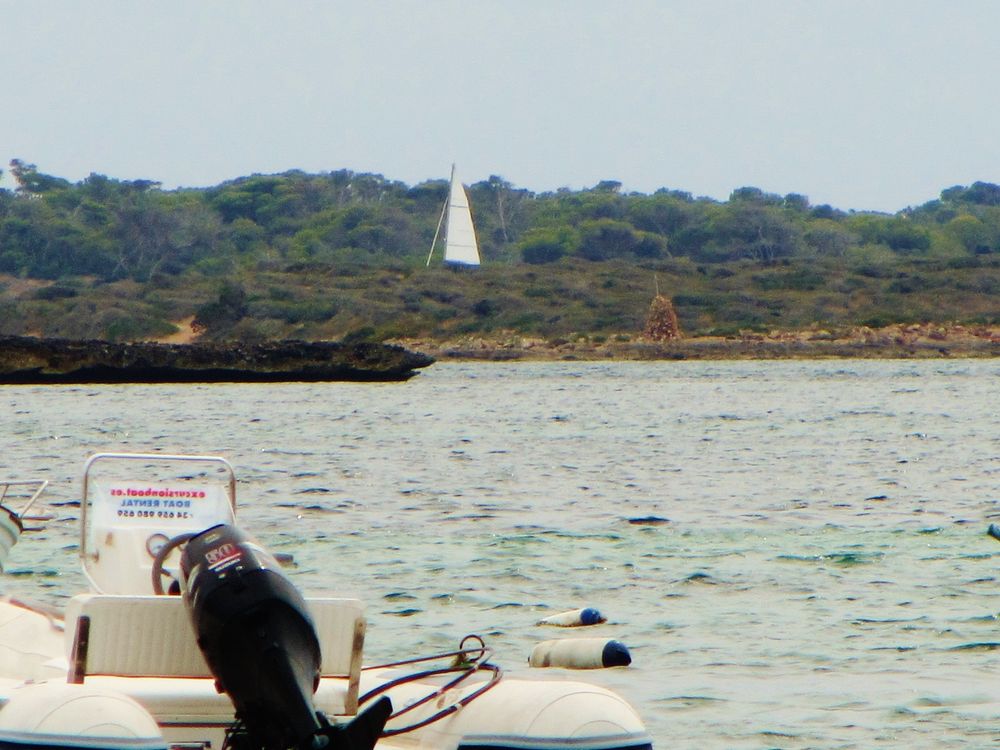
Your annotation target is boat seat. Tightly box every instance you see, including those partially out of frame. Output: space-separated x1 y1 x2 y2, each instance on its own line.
64 594 365 717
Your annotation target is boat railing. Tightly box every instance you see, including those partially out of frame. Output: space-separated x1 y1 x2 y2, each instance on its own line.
0 479 50 570
0 479 49 522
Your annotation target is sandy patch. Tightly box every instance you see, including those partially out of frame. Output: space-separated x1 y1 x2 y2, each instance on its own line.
154 316 199 344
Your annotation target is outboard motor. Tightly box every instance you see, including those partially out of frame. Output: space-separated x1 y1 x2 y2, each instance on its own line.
180 524 390 750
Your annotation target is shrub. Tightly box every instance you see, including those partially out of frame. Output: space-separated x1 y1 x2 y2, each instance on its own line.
523 242 565 264
253 299 338 324
472 299 498 317
192 283 248 333
752 269 825 291
341 326 377 344
886 274 931 294
673 293 720 308
32 284 78 300
103 313 176 342
523 286 551 298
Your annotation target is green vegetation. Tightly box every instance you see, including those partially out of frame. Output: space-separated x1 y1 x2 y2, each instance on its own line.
1 159 998 342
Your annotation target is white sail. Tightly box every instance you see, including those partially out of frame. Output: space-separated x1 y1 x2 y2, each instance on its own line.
426 165 480 267
444 167 480 265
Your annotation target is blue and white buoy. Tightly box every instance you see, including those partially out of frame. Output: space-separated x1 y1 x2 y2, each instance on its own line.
537 607 606 627
529 638 632 669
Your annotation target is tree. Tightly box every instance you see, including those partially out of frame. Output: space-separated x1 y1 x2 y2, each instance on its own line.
633 231 667 258
468 175 533 255
942 181 1000 207
804 220 858 257
0 172 10 218
627 193 691 243
0 197 115 278
9 160 71 194
946 214 992 253
593 180 622 193
706 204 802 262
519 227 578 264
576 219 638 260
729 186 783 206
783 193 810 213
810 204 845 220
848 214 930 253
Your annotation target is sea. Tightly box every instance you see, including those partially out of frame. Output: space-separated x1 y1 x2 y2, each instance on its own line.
2 359 999 749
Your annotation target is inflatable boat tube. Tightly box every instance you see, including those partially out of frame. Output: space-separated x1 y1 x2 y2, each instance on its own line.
0 682 166 750
361 666 652 750
537 607 606 626
528 638 631 669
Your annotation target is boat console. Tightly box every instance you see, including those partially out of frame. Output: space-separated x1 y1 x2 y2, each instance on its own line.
71 454 389 750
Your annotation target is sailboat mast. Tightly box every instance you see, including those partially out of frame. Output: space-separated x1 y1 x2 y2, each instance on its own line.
425 164 455 267
425 198 448 267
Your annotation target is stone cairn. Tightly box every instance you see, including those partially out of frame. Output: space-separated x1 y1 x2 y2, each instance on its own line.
644 293 682 341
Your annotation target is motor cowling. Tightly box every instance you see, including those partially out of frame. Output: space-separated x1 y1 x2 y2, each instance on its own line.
179 524 391 750
181 524 321 750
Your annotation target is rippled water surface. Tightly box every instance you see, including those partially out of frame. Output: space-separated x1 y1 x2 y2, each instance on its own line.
2 359 999 748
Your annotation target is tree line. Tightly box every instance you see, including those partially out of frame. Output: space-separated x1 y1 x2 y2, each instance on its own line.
1 160 997 341
3 159 999 283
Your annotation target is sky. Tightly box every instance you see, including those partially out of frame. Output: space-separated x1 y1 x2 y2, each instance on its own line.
2 1 999 213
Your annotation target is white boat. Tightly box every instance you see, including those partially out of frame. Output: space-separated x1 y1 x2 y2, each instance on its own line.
0 478 48 570
425 165 481 267
0 453 651 750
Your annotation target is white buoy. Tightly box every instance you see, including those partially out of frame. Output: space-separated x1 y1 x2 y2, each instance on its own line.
537 607 606 627
529 638 632 669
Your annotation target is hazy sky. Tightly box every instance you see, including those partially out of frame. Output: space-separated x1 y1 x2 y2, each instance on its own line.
3 1 998 212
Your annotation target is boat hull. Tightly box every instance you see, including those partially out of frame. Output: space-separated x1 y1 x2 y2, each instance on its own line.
0 670 649 750
365 667 652 750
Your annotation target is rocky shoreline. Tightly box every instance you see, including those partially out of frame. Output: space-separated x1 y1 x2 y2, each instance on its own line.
0 336 434 383
1 324 994 385
395 323 1000 362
